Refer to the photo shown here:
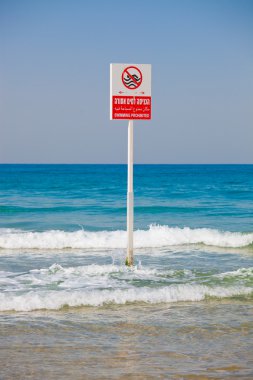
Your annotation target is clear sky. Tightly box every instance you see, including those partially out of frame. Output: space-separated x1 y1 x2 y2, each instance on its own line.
1 0 253 163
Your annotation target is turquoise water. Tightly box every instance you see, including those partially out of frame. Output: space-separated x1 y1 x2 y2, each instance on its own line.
0 164 253 379
1 164 253 232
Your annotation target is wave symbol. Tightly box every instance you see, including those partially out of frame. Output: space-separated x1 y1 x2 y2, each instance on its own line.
123 74 141 88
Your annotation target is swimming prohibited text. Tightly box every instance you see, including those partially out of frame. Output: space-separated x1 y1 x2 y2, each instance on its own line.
112 96 151 119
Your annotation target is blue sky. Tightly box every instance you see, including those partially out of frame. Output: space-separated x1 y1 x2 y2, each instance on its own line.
1 0 253 163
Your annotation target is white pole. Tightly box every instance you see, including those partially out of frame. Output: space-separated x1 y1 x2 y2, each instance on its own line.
126 119 134 266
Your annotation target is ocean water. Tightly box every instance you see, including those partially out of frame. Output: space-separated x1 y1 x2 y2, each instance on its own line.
0 164 253 379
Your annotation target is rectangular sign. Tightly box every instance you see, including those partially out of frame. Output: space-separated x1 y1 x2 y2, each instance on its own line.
110 63 152 120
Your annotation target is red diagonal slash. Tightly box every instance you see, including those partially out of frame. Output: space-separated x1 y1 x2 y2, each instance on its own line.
122 66 142 89
125 69 139 87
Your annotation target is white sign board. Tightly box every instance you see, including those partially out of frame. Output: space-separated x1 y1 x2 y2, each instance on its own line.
110 63 152 120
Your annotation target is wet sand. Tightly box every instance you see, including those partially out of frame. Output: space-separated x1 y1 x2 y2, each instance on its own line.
1 301 253 379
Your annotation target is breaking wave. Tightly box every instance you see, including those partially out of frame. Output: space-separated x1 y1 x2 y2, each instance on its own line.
0 225 252 250
0 284 251 312
1 262 252 311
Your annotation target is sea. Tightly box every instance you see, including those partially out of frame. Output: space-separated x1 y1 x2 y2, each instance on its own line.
0 164 253 379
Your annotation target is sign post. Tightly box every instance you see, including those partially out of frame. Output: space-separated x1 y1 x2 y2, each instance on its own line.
127 119 134 266
110 63 152 266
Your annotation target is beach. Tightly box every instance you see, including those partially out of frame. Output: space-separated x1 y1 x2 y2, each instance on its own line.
0 164 253 379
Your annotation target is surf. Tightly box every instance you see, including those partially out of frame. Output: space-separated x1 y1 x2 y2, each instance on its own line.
0 225 252 250
0 284 251 312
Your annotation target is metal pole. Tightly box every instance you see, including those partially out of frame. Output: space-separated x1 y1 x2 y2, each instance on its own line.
126 119 134 266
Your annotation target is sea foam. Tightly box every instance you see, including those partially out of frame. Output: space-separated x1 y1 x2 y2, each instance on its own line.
0 225 252 250
0 284 251 311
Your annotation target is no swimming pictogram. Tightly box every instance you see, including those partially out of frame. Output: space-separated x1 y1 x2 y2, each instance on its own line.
122 66 143 90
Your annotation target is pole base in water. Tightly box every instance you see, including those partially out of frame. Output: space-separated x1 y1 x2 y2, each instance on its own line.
125 256 134 267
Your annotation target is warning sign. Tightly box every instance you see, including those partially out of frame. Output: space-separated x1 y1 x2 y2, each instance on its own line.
110 63 151 120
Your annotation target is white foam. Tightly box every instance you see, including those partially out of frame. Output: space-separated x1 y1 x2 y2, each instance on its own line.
31 263 124 276
215 267 253 279
0 226 252 250
0 284 251 311
0 264 161 294
1 262 252 311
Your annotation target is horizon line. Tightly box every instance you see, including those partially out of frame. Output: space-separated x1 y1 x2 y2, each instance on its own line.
1 163 253 166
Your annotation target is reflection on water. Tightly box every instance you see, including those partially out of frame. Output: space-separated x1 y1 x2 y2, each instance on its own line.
1 301 253 379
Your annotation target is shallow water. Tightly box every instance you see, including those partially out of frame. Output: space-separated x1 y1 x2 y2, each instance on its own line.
1 301 253 379
0 165 253 378
1 246 253 379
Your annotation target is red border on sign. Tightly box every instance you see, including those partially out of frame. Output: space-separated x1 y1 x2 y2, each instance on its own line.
121 66 143 90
